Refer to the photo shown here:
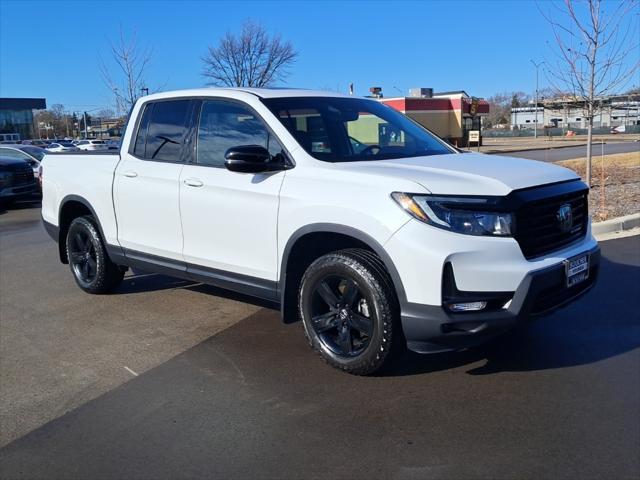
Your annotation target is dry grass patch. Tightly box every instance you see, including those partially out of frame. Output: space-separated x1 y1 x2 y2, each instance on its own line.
555 150 640 221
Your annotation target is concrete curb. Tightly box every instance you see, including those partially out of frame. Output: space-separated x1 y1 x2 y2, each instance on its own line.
592 213 640 236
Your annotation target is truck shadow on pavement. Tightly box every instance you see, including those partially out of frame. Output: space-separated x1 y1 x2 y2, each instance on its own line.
383 255 640 376
116 272 279 310
125 249 639 378
116 272 194 294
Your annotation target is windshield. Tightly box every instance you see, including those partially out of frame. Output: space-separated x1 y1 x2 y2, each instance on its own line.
19 146 45 160
262 96 455 162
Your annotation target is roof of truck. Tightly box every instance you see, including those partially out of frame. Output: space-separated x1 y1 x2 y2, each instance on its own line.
140 87 351 101
232 88 351 98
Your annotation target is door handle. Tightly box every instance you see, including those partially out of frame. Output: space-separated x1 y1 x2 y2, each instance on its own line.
123 170 138 178
184 178 204 187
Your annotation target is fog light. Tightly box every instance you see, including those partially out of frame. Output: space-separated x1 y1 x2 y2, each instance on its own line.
447 301 487 312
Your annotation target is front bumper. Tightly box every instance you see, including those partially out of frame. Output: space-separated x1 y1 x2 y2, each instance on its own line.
401 245 600 353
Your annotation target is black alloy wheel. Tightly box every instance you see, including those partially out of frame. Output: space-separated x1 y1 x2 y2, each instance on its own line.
310 275 373 357
299 249 399 375
69 227 98 285
66 216 125 294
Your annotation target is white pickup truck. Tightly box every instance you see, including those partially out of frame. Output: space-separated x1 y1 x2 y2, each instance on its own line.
42 88 599 375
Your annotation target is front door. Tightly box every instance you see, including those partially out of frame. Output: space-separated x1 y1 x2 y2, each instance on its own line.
179 99 286 284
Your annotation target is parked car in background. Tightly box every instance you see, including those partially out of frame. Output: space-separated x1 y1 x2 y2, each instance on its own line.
0 133 21 143
76 139 109 151
0 153 38 205
46 142 79 152
41 88 600 375
0 144 45 180
106 139 121 150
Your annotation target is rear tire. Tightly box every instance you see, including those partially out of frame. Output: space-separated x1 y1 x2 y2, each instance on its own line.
298 249 399 375
66 216 124 294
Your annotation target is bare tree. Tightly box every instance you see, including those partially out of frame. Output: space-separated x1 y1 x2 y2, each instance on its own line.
202 21 298 87
34 105 73 138
485 91 531 128
100 29 153 115
96 109 116 119
540 0 640 186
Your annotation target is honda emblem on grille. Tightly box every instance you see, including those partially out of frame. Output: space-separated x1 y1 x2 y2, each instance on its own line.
557 204 573 232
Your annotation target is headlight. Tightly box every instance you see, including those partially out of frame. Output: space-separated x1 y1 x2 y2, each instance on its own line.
391 192 514 236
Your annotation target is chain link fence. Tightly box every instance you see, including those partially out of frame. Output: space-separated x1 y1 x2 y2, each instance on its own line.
483 125 640 137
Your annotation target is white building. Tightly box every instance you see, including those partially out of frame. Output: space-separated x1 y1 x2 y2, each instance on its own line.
510 106 544 129
511 94 640 130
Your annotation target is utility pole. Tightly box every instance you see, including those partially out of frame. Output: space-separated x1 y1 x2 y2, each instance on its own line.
141 86 149 96
530 60 545 139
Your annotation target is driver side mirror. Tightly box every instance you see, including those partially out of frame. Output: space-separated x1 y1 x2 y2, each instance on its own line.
224 145 288 173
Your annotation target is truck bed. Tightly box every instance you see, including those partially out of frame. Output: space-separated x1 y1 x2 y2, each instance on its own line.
41 152 122 247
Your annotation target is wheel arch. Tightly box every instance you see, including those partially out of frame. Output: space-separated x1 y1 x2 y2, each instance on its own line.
57 195 110 264
278 223 407 323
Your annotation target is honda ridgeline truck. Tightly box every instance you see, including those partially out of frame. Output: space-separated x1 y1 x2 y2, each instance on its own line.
41 89 599 375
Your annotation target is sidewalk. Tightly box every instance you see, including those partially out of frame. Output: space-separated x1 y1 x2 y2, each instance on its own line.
479 133 639 154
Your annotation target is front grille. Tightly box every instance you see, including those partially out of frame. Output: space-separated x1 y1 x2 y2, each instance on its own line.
10 168 33 185
515 187 588 259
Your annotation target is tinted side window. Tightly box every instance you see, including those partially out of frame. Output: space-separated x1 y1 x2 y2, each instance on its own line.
197 100 281 167
145 100 191 162
133 103 152 158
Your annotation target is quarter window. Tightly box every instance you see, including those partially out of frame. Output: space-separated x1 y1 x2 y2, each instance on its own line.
133 103 152 158
197 100 282 167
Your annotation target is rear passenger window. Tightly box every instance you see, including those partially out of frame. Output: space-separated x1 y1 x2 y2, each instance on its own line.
142 100 191 162
197 100 282 167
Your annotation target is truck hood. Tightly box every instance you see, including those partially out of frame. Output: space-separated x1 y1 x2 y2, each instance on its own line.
338 152 579 196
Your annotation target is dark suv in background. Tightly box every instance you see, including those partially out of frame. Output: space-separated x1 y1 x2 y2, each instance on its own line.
0 154 38 206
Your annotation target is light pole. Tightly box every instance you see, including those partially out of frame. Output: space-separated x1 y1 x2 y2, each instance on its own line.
530 60 545 139
77 108 103 139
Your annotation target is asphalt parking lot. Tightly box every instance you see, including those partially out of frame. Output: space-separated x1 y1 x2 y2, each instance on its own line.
1 202 639 479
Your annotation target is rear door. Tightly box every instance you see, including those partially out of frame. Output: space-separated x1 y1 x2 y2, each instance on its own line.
179 98 286 286
114 99 196 261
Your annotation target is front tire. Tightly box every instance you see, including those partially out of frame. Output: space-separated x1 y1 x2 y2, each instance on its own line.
66 216 124 294
298 249 399 375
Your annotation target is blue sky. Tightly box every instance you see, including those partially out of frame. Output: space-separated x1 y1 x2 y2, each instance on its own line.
1 0 638 111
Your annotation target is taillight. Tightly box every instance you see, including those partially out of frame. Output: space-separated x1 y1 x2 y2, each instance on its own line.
38 164 43 189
